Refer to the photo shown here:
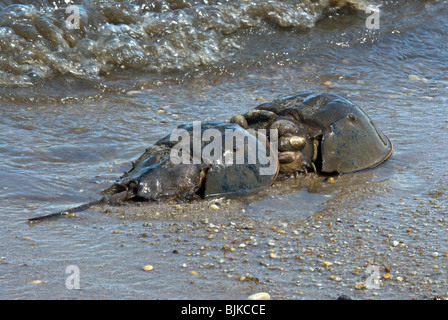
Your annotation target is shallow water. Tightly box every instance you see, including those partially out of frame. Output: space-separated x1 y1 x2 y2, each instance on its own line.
1 0 448 300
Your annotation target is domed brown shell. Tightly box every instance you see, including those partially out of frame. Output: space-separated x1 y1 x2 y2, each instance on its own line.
279 92 393 173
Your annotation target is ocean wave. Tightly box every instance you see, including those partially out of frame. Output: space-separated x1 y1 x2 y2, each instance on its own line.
0 0 370 87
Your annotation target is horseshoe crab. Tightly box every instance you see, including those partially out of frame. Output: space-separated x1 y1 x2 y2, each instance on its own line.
230 92 393 175
29 122 278 222
104 122 278 200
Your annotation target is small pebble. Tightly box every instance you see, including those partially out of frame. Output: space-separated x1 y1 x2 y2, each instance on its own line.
278 222 288 228
383 273 392 280
408 74 428 82
143 265 154 271
355 283 366 290
201 218 209 224
330 275 342 281
248 292 270 300
431 252 439 257
209 204 219 210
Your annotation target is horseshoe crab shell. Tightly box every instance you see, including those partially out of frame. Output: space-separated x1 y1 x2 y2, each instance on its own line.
294 92 393 173
273 92 393 173
234 92 393 174
108 122 279 200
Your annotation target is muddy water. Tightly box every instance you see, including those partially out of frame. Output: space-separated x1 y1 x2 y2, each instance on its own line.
1 0 448 300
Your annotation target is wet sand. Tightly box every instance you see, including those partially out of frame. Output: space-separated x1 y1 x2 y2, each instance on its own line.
91 170 448 300
8 166 446 300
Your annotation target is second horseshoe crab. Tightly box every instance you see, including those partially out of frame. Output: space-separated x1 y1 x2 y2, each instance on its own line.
230 92 393 176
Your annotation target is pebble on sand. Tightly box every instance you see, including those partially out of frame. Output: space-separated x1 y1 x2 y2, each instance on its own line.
431 252 439 258
382 273 392 280
143 265 154 271
355 283 366 290
408 74 428 82
248 292 271 300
